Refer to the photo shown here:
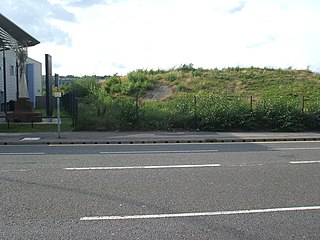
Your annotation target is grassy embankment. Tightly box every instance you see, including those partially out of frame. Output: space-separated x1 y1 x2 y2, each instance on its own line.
74 65 320 132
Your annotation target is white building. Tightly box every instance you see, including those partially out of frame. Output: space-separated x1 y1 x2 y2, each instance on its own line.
26 57 42 108
0 49 17 109
0 50 42 109
0 13 41 113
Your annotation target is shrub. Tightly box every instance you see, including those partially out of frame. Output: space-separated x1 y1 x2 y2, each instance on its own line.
103 75 122 94
65 76 100 97
123 70 153 97
254 97 304 131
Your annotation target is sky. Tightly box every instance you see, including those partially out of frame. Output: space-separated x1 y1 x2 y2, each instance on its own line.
1 0 320 76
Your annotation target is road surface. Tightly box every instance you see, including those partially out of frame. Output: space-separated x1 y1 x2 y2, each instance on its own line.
0 141 319 239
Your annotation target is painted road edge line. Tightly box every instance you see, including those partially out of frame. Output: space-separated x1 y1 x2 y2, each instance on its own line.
80 205 320 221
65 164 221 171
290 160 320 164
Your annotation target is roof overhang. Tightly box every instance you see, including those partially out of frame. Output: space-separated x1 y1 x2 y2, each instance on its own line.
0 13 40 49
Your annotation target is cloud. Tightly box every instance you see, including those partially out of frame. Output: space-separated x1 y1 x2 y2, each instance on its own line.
111 62 126 69
228 1 247 13
67 0 108 7
247 35 278 49
5 0 320 76
1 0 75 45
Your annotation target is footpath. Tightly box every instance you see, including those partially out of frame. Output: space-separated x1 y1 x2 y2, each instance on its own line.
1 131 320 145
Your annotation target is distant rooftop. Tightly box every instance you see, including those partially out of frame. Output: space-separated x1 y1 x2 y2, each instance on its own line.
0 13 40 49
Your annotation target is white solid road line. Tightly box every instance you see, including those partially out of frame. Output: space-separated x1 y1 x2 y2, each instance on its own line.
0 169 30 173
80 205 320 221
100 150 218 154
0 152 45 155
65 164 221 171
290 160 320 164
269 147 320 151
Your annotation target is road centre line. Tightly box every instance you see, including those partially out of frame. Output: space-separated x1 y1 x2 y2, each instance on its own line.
290 160 320 164
64 164 221 171
80 205 320 221
100 150 218 154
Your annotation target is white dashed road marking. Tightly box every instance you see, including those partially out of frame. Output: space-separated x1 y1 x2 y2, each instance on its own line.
64 164 221 171
290 160 320 164
80 206 320 221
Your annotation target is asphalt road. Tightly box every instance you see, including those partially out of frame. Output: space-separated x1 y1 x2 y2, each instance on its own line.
0 141 319 239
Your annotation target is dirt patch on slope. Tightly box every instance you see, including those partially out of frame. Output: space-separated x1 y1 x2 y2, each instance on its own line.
145 85 173 100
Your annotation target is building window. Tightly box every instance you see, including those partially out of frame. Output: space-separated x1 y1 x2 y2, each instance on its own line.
10 65 15 76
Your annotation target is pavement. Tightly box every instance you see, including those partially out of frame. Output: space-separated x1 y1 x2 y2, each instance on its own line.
1 131 320 145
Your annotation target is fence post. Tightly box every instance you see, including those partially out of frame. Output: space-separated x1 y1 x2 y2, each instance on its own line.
74 97 78 126
194 95 198 129
71 93 75 127
250 96 253 112
135 97 139 122
194 95 197 118
302 96 305 113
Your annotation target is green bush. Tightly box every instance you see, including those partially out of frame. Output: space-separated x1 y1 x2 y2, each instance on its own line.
167 73 176 82
254 97 304 131
75 89 320 132
65 76 100 97
123 70 153 97
139 101 172 130
103 75 122 94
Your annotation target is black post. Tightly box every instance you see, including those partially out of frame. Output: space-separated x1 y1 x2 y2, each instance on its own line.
136 97 139 121
194 95 197 118
74 97 78 125
71 92 75 126
194 95 198 129
302 96 305 113
250 96 253 112
3 43 7 113
16 59 19 99
45 54 53 117
71 91 78 126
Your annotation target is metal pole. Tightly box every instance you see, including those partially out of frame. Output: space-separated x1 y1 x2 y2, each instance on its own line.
56 74 61 138
194 95 197 118
16 59 19 99
136 97 139 122
2 43 7 113
57 96 61 138
193 95 198 130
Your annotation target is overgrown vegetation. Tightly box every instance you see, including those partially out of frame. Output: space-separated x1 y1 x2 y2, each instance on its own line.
63 65 320 131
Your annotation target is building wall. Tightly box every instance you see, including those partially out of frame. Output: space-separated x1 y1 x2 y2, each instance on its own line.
26 57 42 108
0 49 18 104
0 49 42 111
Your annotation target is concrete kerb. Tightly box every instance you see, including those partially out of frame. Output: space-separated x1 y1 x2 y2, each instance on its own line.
0 133 320 145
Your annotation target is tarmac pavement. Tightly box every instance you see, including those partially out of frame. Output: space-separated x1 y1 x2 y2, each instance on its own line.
1 131 320 145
